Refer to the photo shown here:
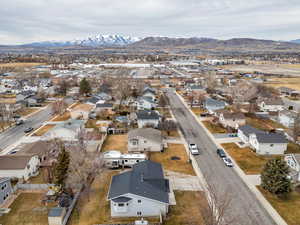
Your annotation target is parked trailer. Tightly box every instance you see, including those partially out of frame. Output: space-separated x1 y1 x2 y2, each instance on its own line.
103 150 147 169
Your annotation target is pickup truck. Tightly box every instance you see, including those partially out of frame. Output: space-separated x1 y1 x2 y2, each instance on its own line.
188 143 200 155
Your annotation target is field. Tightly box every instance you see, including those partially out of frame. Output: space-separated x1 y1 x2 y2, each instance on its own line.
101 134 128 153
150 143 195 175
222 143 278 174
258 187 300 225
266 77 300 91
0 193 55 225
0 62 45 68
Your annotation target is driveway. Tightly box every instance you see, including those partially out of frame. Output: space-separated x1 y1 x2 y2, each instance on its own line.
165 170 202 191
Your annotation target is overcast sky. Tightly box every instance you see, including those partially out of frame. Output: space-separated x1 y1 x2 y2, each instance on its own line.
1 0 300 44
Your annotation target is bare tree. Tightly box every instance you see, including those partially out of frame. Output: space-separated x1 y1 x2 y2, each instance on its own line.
51 100 68 115
199 181 235 225
158 119 177 136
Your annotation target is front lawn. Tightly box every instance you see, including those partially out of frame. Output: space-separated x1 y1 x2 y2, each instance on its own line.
150 144 195 175
202 121 227 133
258 187 300 225
32 124 55 136
52 111 71 122
0 193 55 225
286 142 300 154
191 107 206 116
164 191 206 225
101 134 128 153
222 143 277 174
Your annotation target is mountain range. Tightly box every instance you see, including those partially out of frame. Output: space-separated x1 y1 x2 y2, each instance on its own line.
18 35 300 48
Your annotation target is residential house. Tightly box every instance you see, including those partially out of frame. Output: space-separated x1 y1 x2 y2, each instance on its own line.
219 112 246 129
48 207 67 225
136 97 157 110
0 155 40 180
278 87 300 97
70 103 94 120
16 91 35 103
0 178 13 205
128 128 163 152
203 98 226 113
257 97 284 112
186 85 205 94
278 110 298 128
249 133 288 155
238 125 265 144
46 119 85 141
285 154 300 182
95 103 114 115
142 87 156 102
107 160 169 218
134 110 161 128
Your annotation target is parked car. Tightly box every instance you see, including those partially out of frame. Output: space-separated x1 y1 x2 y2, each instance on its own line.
9 150 18 154
223 157 233 167
24 127 34 133
216 148 226 158
16 120 24 126
13 114 21 119
188 143 200 155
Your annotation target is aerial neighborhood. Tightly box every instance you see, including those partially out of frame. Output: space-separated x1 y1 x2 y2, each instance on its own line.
0 27 300 225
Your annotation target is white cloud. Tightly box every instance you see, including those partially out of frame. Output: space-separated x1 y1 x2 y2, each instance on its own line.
0 0 300 44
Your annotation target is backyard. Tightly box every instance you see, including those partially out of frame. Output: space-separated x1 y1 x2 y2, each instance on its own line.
286 142 300 154
222 143 278 174
0 192 55 225
202 121 227 133
101 134 128 153
150 143 195 175
246 116 286 131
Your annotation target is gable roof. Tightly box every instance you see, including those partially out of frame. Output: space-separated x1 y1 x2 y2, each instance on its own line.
108 160 169 204
239 125 264 137
0 155 35 170
136 110 160 120
255 133 288 144
128 128 162 144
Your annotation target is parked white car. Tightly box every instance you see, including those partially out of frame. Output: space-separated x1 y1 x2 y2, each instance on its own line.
188 143 200 155
223 157 233 167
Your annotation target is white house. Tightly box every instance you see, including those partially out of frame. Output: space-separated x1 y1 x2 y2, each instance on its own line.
128 128 163 152
136 97 157 110
238 125 264 144
142 88 156 102
135 110 161 128
257 98 284 112
284 154 300 182
278 110 298 128
249 133 288 155
219 112 246 129
0 155 40 181
108 160 169 218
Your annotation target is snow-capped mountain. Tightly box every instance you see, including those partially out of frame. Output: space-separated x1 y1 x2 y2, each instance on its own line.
22 34 141 47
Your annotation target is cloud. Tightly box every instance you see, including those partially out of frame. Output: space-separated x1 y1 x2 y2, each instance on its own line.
0 0 300 44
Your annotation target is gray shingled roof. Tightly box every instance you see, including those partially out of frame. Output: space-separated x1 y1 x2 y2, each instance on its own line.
256 133 288 144
108 160 169 203
0 155 35 170
128 128 162 144
136 110 160 120
48 207 65 217
239 125 264 137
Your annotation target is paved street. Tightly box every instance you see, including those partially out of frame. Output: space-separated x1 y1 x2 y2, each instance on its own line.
0 105 53 151
166 90 276 225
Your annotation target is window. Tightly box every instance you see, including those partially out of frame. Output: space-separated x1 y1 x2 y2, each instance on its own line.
137 211 142 216
118 203 125 207
138 200 141 203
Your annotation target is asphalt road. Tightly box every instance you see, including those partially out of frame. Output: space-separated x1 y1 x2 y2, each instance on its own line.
166 90 276 225
0 105 53 151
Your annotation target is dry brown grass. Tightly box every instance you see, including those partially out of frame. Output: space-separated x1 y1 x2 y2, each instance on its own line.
191 107 206 116
222 143 278 174
258 187 300 225
32 124 55 136
202 121 227 133
102 134 128 153
157 107 172 118
0 97 16 104
150 144 195 175
164 191 206 225
267 77 300 91
18 107 39 117
0 192 55 225
52 111 71 121
69 170 159 225
0 62 45 68
246 116 286 131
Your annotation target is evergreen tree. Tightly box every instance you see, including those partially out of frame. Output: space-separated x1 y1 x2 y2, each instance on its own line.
79 78 91 96
54 144 70 189
261 158 292 198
